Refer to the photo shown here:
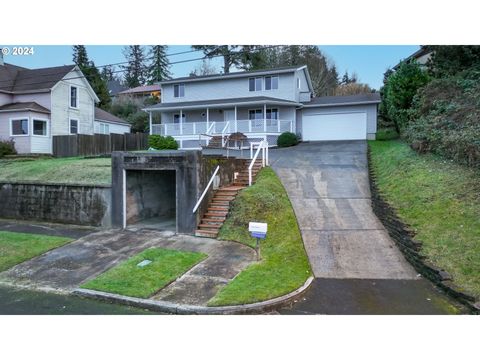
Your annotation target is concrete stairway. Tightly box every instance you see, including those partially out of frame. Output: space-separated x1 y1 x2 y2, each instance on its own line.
195 159 263 238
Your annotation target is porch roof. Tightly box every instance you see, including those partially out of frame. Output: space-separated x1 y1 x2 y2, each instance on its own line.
144 96 301 112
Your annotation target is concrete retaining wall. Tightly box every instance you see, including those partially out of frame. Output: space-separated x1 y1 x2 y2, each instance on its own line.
367 148 479 314
0 182 111 227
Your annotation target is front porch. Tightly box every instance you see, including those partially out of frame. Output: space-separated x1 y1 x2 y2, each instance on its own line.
145 98 299 149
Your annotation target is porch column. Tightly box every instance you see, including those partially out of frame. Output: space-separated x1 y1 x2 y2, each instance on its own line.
206 108 209 132
234 106 238 132
263 103 267 132
148 111 152 135
180 109 183 135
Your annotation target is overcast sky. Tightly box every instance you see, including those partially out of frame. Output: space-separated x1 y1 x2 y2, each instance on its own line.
1 45 419 90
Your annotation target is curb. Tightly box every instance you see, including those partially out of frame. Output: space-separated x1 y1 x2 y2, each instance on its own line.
73 276 314 314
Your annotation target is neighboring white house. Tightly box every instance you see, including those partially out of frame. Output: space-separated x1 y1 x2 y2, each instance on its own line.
144 65 380 149
94 107 131 134
0 54 129 154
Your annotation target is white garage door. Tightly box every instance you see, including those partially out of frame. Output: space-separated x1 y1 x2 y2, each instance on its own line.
302 112 367 141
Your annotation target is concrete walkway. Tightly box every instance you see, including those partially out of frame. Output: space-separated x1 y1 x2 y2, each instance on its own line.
270 141 463 314
0 228 255 306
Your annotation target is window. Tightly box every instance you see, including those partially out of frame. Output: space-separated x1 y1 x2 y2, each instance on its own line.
70 86 78 108
70 119 78 134
173 113 186 123
99 123 109 134
248 109 263 120
266 108 279 120
249 77 263 91
174 84 185 98
297 78 301 89
265 76 279 90
11 118 29 135
33 119 47 136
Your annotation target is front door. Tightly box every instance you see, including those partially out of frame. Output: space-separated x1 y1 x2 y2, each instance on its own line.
224 109 236 122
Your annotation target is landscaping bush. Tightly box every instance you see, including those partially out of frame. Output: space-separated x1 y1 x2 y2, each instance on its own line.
277 132 299 147
0 139 16 157
148 135 179 150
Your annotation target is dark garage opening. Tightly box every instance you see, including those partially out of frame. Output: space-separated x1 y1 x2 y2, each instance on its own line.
125 170 176 231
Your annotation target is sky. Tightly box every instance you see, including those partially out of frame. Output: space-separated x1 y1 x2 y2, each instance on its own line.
1 45 420 90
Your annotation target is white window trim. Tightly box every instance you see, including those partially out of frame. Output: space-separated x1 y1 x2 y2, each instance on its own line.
9 117 30 137
69 85 79 109
297 78 301 89
69 118 79 134
31 118 50 137
174 83 185 98
249 77 265 92
99 122 110 134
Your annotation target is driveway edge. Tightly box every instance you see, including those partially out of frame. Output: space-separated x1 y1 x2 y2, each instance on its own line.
367 146 479 314
73 276 314 314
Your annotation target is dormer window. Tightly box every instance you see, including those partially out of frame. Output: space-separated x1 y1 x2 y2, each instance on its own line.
70 86 78 108
174 83 185 98
265 76 278 90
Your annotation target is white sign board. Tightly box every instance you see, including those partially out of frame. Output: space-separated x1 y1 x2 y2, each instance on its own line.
249 222 267 234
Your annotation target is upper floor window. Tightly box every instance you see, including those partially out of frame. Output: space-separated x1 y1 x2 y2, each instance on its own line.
70 86 78 108
70 119 78 134
174 83 185 98
249 77 263 92
11 118 29 135
265 76 279 90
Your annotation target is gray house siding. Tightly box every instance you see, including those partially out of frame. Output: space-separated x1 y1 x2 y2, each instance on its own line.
162 72 297 103
297 103 378 140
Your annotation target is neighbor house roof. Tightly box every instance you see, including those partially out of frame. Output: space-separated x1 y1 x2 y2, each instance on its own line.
301 93 381 108
0 64 76 92
107 79 128 96
94 107 131 126
160 65 306 84
0 102 51 114
393 46 432 70
144 96 301 111
118 84 161 95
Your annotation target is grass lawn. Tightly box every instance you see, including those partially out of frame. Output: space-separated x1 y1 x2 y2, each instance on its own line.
0 157 111 185
369 140 480 297
376 127 400 141
0 231 72 272
81 248 207 298
209 167 312 306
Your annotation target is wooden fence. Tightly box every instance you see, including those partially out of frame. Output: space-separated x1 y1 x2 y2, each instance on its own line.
53 133 149 158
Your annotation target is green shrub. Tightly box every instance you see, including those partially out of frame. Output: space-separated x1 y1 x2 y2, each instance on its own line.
148 135 179 150
376 128 399 141
0 139 16 157
277 132 299 147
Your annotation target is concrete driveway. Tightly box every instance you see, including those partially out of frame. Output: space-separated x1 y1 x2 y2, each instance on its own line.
270 141 416 279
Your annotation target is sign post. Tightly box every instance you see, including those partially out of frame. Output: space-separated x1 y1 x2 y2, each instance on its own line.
249 222 267 261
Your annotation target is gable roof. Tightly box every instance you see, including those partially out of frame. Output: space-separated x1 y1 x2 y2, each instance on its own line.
0 101 51 114
0 64 76 92
94 107 130 126
302 93 381 107
159 65 305 85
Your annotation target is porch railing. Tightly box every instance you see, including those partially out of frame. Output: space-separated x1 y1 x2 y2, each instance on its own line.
151 119 293 136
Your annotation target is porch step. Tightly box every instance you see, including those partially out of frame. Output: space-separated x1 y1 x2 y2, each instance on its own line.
195 229 219 238
198 223 222 229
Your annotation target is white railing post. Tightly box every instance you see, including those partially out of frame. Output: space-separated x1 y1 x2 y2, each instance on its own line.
193 165 220 213
149 111 152 135
263 104 267 132
180 110 183 135
290 120 293 132
165 124 168 136
249 140 266 186
277 119 281 133
193 122 196 135
249 119 252 133
234 106 238 133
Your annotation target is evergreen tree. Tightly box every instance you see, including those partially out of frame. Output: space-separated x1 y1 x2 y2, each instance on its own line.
72 45 111 109
147 45 171 84
122 45 147 88
101 65 115 82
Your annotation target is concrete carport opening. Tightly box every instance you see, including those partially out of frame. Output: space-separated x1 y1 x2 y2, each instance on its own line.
125 169 176 231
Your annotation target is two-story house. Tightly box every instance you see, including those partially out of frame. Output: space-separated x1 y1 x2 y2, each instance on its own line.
145 65 380 149
0 56 130 154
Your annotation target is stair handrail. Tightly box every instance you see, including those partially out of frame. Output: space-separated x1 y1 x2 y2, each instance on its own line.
206 122 215 135
221 121 230 147
248 140 266 186
193 165 220 213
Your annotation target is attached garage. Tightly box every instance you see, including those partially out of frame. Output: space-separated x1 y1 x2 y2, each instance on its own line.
298 93 381 141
